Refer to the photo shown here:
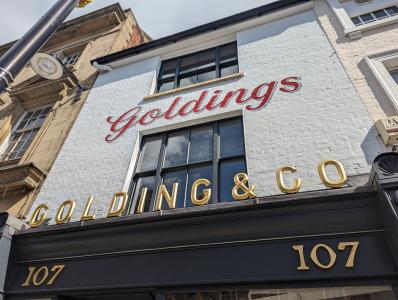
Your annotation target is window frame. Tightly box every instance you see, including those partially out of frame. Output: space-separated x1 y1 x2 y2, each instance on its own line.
156 42 239 93
365 51 398 113
127 116 247 214
327 0 398 39
0 105 52 162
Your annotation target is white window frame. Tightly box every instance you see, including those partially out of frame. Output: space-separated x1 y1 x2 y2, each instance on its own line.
0 105 52 162
327 0 398 39
365 50 398 113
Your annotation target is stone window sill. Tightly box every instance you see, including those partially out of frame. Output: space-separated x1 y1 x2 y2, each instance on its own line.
144 72 244 101
345 15 398 39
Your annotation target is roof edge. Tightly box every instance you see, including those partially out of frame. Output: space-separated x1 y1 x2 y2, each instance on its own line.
92 0 310 66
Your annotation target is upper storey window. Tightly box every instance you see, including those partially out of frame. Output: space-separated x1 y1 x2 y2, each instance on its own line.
351 6 398 26
0 106 51 161
157 42 239 93
62 52 81 67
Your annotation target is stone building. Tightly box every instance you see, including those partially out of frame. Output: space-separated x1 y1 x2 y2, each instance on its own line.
0 4 150 218
314 0 398 146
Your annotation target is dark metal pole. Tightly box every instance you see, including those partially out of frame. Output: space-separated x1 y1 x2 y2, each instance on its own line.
0 0 80 94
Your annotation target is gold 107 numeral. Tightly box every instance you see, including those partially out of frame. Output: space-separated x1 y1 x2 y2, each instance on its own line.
22 265 65 287
292 241 359 271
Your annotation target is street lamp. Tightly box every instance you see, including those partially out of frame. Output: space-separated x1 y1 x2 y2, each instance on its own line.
0 0 92 94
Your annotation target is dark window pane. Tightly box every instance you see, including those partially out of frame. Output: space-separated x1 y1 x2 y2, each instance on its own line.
360 13 375 23
219 159 246 202
180 54 198 74
386 6 398 15
186 165 213 207
197 49 216 68
158 79 175 92
189 126 213 163
220 119 244 158
179 75 196 88
136 136 162 172
351 16 362 26
162 170 187 209
180 50 216 75
162 59 178 77
373 9 388 19
164 130 189 167
131 176 156 213
197 68 217 83
220 43 237 64
221 64 239 77
390 70 398 84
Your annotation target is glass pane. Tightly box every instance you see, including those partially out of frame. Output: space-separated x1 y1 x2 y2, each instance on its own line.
220 64 239 77
131 176 156 213
161 59 178 78
136 136 162 173
373 9 388 19
197 49 216 68
189 126 213 163
390 70 398 84
386 6 398 16
158 80 174 92
197 68 217 83
164 131 189 167
165 286 398 300
158 80 175 93
360 13 375 23
180 55 198 74
162 170 187 209
179 75 196 88
220 119 244 158
220 43 237 63
351 16 362 26
219 158 246 202
186 165 213 207
180 49 216 74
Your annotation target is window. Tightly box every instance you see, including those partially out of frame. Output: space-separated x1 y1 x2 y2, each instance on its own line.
351 6 398 26
62 52 81 67
157 42 239 93
391 69 398 85
0 106 51 161
128 117 246 213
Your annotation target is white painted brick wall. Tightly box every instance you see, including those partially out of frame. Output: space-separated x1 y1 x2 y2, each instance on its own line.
34 10 384 222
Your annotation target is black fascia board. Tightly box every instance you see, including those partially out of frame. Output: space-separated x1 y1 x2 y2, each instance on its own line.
92 0 310 66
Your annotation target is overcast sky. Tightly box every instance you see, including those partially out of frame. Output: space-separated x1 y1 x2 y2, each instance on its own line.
0 0 276 45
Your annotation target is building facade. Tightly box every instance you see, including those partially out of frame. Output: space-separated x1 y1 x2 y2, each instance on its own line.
4 0 398 299
0 4 149 218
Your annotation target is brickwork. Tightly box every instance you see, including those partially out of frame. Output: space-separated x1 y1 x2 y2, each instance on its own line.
34 10 385 222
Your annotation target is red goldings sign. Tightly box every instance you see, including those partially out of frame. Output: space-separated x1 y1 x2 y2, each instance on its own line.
105 76 301 142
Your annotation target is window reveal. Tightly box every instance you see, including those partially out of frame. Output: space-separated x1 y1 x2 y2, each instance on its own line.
0 106 51 161
157 42 239 93
128 118 246 214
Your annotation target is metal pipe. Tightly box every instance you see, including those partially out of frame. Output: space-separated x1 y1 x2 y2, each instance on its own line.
0 0 80 94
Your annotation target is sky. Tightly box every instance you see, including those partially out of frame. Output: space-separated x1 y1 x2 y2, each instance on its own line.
0 0 276 45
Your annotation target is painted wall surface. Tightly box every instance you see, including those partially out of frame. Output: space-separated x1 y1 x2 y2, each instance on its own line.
33 9 384 222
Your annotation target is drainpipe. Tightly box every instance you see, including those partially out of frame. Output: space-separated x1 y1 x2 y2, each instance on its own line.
0 213 28 300
0 0 92 94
